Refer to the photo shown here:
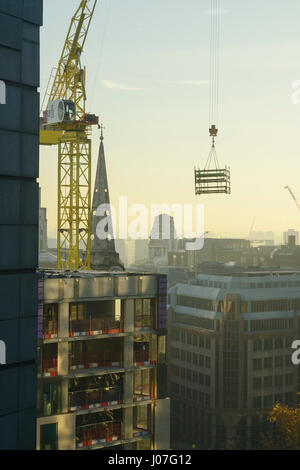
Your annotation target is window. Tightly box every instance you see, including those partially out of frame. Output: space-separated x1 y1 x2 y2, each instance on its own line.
187 369 191 381
205 357 211 369
253 359 262 371
285 336 294 348
264 357 273 370
135 299 153 329
205 394 210 407
275 375 283 386
285 373 293 385
180 368 186 379
250 319 293 332
171 348 179 359
192 371 198 383
192 353 198 365
177 295 215 311
40 423 58 450
285 355 293 367
275 393 283 403
193 335 198 347
70 303 85 321
275 356 283 368
285 392 294 406
275 337 283 349
199 355 204 367
253 397 262 409
206 337 211 349
181 331 186 343
264 376 272 388
253 377 262 390
205 375 211 387
253 339 262 352
181 350 186 361
264 395 273 407
199 373 204 385
264 338 273 351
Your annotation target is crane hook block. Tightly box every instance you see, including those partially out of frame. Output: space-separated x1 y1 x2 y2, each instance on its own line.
209 125 218 137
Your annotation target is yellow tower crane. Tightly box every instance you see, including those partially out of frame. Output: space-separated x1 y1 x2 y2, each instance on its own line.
40 0 99 270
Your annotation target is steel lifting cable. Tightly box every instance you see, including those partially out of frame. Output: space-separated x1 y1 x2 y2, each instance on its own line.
206 0 221 170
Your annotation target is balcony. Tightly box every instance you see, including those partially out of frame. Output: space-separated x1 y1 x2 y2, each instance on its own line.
69 352 124 371
76 418 122 449
43 320 58 340
42 358 58 377
70 318 123 338
69 387 123 412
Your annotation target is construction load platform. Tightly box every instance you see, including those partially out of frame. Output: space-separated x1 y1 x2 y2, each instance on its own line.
195 166 231 195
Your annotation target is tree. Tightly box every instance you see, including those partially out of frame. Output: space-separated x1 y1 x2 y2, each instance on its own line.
259 401 300 450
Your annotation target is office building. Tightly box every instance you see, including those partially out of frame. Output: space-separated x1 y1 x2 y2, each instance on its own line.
168 265 300 449
36 270 169 450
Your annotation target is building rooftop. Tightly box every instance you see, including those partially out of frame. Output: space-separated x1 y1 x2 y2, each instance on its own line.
38 269 161 279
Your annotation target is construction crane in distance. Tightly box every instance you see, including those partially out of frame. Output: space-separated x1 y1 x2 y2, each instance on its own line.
285 185 300 212
40 0 99 270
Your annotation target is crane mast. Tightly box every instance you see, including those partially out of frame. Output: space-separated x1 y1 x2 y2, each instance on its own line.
40 0 99 271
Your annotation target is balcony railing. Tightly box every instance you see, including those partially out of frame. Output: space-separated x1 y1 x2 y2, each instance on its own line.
76 422 122 449
133 428 152 438
69 388 123 412
43 321 58 339
42 358 58 377
70 318 123 337
69 353 124 371
133 382 156 402
134 316 152 331
134 349 156 366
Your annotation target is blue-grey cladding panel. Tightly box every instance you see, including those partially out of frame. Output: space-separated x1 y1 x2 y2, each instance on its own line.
0 84 39 134
0 179 39 225
0 131 39 178
0 317 37 364
0 273 38 322
0 1 22 19
0 0 43 26
0 45 21 82
0 225 38 270
23 0 43 26
0 13 22 50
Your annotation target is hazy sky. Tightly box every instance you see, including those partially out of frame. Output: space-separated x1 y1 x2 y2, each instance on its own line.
39 0 300 242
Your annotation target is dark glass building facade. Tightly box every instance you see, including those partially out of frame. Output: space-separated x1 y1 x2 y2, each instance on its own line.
0 0 43 449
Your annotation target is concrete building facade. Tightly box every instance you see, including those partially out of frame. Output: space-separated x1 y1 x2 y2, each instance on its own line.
168 267 300 449
0 0 42 450
36 270 169 450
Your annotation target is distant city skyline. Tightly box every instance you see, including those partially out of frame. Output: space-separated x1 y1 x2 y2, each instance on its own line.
39 0 300 241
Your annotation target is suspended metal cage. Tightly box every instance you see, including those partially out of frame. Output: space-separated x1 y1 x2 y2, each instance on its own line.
195 166 231 194
194 136 231 195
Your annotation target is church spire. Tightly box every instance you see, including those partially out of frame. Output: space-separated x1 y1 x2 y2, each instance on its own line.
90 126 124 271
